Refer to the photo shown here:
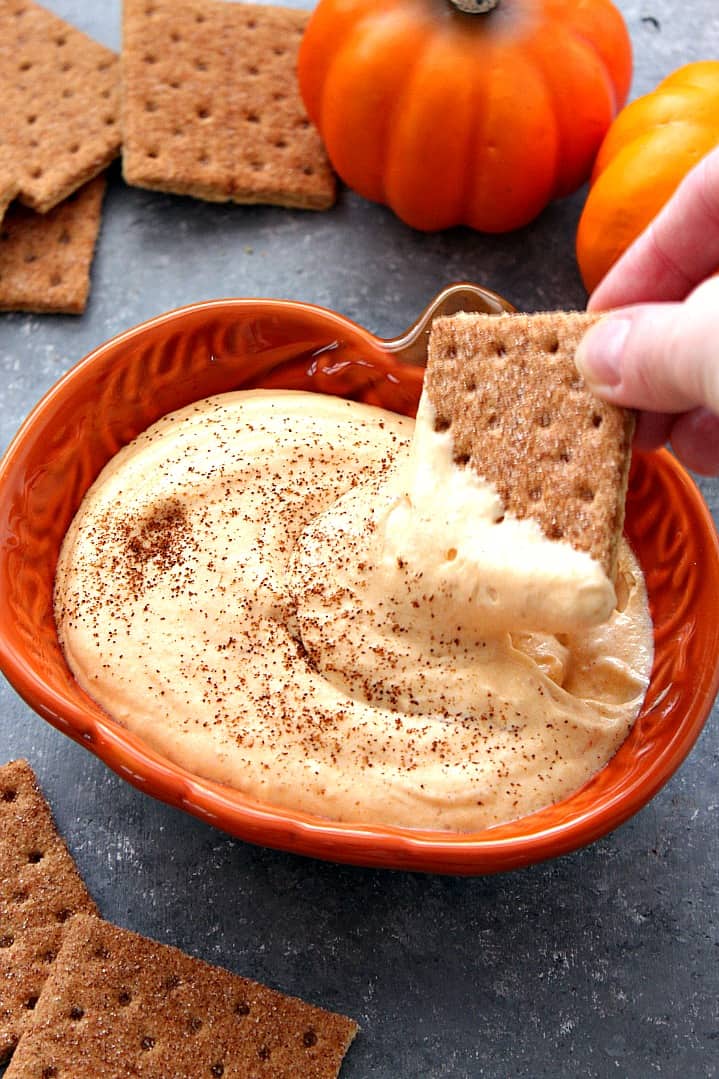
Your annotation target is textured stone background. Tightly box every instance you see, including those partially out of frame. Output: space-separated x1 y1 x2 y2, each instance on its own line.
1 3 717 1077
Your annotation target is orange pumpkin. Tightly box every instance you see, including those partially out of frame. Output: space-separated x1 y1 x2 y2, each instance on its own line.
298 0 632 233
577 61 719 293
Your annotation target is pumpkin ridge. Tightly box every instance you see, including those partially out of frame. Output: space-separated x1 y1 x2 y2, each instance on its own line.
381 31 436 210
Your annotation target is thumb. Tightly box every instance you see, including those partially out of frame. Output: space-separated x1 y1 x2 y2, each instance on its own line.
576 279 719 416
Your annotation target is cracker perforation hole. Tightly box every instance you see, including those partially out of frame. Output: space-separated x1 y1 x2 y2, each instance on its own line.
42 949 57 964
69 1006 84 1021
1 787 17 801
189 1016 203 1032
24 251 37 264
171 30 182 42
60 60 72 72
118 989 132 1006
163 974 181 991
246 18 257 29
55 908 72 923
547 524 564 540
546 337 559 354
537 412 552 428
258 1046 271 1061
93 945 110 960
235 1001 250 1016
195 59 208 72
274 138 287 149
464 378 476 393
27 114 36 125
104 115 116 126
98 60 110 72
454 453 470 467
196 106 211 120
145 101 157 113
250 161 264 172
28 849 44 863
559 450 571 463
273 92 286 102
19 60 32 71
529 487 542 501
198 153 210 166
445 548 457 562
0 935 15 948
195 12 206 22
42 1068 57 1079
486 413 498 428
55 34 66 46
211 1065 225 1077
141 1036 156 1051
247 65 259 76
70 141 80 153
30 165 43 178
24 995 39 1010
303 166 315 176
303 1028 318 1047
245 111 260 124
577 486 595 502
50 273 62 288
143 53 157 65
13 889 28 903
273 47 286 56
592 413 603 428
147 149 159 159
570 375 583 390
433 416 450 433
62 87 73 98
493 342 506 357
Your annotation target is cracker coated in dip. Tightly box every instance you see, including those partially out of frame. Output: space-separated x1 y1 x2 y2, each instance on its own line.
55 389 653 831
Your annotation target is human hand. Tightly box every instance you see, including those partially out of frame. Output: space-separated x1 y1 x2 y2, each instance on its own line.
575 144 719 475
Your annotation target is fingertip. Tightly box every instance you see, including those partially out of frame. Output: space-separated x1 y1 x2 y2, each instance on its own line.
575 318 630 393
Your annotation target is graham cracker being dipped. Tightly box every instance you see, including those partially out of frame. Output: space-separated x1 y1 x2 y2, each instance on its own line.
0 0 120 223
5 914 358 1079
122 0 336 210
0 176 106 314
0 760 98 1064
425 312 635 580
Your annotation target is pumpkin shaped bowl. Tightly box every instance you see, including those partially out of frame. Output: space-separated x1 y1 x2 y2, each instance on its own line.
0 293 717 875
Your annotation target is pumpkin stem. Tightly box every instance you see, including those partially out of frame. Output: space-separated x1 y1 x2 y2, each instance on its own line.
449 0 500 12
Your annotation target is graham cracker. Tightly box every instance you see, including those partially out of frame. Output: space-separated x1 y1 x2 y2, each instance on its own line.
0 176 106 314
0 760 98 1064
0 0 120 221
6 914 358 1078
425 312 635 578
122 0 335 210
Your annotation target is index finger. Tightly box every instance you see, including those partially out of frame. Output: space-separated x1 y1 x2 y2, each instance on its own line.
588 144 719 311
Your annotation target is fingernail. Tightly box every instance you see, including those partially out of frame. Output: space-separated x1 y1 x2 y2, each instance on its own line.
575 318 631 388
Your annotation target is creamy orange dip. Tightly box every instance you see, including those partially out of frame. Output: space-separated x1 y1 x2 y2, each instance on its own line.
55 390 653 831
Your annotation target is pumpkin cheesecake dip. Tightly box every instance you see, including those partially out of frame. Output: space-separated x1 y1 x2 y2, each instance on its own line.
54 314 653 832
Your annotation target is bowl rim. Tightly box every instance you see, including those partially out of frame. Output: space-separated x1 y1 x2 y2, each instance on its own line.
1 297 718 875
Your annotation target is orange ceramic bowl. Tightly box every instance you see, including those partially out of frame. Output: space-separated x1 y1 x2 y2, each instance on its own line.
1 291 718 875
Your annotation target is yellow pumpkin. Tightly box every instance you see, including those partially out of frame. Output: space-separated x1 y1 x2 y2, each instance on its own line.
298 0 632 233
577 61 719 293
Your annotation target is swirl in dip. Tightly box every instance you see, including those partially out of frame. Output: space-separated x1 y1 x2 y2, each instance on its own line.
55 389 653 831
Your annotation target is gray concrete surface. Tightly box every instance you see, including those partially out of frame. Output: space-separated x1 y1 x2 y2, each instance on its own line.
1 2 717 1076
